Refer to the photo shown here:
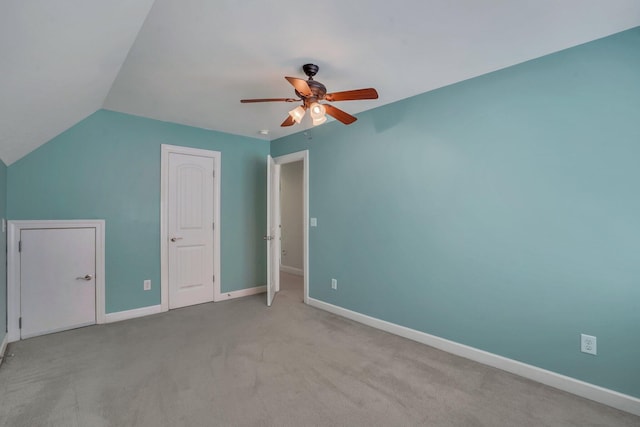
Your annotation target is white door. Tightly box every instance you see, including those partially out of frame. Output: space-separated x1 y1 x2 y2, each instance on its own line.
20 228 96 339
266 155 281 306
168 152 215 309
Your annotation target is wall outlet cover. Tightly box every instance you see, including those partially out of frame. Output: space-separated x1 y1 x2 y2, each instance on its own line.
581 334 597 355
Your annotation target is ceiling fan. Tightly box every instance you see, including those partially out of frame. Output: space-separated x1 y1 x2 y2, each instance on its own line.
240 64 378 127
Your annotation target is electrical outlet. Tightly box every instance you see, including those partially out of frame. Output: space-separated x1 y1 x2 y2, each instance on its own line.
581 334 597 355
144 280 151 291
331 278 337 290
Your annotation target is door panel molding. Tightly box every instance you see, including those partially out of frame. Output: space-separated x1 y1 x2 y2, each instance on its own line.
7 219 106 343
160 144 221 311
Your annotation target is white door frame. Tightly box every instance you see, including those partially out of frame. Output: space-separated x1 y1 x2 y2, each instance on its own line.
273 150 309 304
160 144 222 311
7 219 106 343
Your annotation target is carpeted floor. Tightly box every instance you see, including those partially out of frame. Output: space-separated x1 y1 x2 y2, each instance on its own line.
1 272 638 426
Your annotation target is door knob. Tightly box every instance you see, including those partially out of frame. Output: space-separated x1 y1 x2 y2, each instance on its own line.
76 274 93 281
263 235 273 241
170 237 183 242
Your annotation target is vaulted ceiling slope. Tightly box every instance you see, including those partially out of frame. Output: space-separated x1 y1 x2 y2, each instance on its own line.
0 0 155 165
2 1 640 165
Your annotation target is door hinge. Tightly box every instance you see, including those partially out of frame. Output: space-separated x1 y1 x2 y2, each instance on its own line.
212 170 215 178
19 317 22 329
213 275 215 283
18 240 22 252
212 222 215 230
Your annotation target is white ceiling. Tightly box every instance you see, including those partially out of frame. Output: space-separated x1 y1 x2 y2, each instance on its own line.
2 1 640 165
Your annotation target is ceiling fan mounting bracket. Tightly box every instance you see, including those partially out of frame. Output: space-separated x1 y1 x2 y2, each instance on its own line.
302 63 319 80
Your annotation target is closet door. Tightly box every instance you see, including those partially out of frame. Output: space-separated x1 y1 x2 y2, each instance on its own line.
20 227 96 339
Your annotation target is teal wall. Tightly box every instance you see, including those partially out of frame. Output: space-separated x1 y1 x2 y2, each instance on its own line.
271 28 640 397
8 110 268 313
0 160 6 345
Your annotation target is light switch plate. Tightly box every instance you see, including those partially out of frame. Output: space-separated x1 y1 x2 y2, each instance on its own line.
310 218 317 227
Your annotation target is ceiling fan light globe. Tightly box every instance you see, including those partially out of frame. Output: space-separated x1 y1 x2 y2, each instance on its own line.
288 106 306 124
309 102 326 119
312 115 327 126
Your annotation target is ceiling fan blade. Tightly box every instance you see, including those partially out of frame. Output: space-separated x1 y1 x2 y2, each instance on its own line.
323 104 357 125
240 98 298 103
281 115 295 127
285 77 313 97
325 88 378 102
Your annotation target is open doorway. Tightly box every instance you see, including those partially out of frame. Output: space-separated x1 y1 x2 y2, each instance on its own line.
279 160 304 301
266 150 309 306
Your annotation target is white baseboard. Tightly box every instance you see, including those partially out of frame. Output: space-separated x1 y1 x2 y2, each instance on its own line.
106 287 266 321
105 304 162 324
280 265 304 276
307 298 640 416
217 285 266 301
0 333 8 368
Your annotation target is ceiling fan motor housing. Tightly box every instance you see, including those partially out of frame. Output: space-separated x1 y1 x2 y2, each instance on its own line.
296 79 327 104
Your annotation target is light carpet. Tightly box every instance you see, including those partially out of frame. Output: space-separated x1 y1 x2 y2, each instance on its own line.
1 273 638 426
